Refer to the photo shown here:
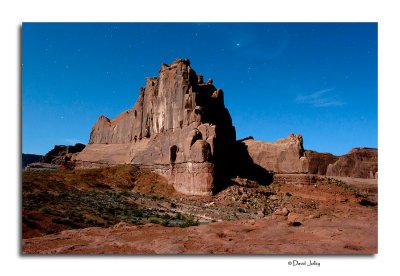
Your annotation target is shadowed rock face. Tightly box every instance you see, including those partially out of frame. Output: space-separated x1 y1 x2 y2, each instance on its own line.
24 144 86 171
75 59 236 195
326 148 378 179
22 154 43 169
42 144 86 164
304 150 339 175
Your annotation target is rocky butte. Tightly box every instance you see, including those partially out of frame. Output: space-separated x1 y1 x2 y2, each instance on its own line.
74 59 236 195
73 58 378 195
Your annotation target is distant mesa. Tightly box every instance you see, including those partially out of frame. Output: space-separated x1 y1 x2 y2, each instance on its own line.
29 58 376 195
24 143 85 171
22 154 42 169
42 143 86 164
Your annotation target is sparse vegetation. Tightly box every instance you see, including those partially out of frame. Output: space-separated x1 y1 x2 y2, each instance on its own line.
22 165 205 238
322 177 377 205
22 164 377 241
179 214 200 227
324 177 358 194
147 213 199 227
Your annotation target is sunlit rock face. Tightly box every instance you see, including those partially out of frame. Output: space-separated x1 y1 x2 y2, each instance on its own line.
240 134 308 174
239 136 378 180
76 59 236 195
326 148 378 179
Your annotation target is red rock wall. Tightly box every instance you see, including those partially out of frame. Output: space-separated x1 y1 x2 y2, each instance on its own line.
242 134 308 174
304 150 339 175
76 59 236 195
141 163 214 196
169 162 214 195
326 148 378 179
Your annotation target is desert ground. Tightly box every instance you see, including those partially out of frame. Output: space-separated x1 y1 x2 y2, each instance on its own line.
22 165 377 254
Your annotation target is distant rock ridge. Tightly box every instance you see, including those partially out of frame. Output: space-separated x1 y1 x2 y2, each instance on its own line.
326 147 378 179
241 136 377 180
22 154 42 169
24 143 86 171
42 143 86 164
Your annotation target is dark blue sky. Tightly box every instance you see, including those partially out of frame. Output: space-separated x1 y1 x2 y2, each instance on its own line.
22 23 377 155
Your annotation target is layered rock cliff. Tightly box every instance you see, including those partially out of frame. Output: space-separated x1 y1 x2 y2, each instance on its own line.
240 134 308 174
75 59 236 195
326 148 378 179
236 136 377 181
304 150 339 175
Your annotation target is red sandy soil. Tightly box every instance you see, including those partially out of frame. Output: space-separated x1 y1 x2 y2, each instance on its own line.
22 167 377 254
22 210 376 254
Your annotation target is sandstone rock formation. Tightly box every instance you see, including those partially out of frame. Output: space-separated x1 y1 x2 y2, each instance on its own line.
240 134 308 174
304 150 339 175
73 58 378 194
236 135 377 181
22 154 42 169
326 148 378 179
75 59 236 195
24 143 85 171
43 143 86 165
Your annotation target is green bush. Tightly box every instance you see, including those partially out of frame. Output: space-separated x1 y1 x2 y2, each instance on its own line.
178 214 199 228
148 215 159 224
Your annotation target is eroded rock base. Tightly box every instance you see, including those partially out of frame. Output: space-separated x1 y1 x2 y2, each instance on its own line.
141 162 214 196
273 174 318 186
